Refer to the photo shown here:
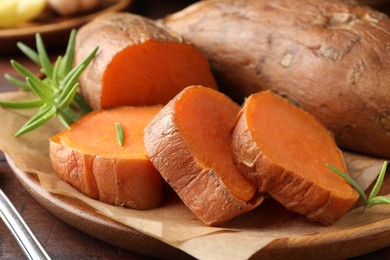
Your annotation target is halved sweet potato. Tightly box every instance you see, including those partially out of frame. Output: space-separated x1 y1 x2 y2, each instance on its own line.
50 106 166 210
144 85 262 226
75 12 217 109
232 90 359 225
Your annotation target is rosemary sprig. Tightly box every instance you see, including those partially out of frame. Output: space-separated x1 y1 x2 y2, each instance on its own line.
327 161 390 209
115 122 124 146
1 29 98 137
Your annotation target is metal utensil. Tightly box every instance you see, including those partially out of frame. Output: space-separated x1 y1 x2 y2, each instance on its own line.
0 188 51 260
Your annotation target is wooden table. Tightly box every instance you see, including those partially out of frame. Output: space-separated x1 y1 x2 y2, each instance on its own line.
0 0 390 259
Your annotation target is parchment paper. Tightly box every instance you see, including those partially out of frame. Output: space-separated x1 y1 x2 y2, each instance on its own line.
0 91 388 260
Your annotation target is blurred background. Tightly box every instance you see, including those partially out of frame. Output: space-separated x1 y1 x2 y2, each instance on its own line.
0 0 200 54
1 0 389 54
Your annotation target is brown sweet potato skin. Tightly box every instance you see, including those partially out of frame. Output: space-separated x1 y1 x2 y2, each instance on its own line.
144 86 262 226
50 141 166 209
164 0 390 158
50 141 98 199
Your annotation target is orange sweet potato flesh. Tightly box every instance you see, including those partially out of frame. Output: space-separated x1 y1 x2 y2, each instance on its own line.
50 106 166 210
144 85 262 226
101 40 217 108
75 12 217 109
232 90 359 225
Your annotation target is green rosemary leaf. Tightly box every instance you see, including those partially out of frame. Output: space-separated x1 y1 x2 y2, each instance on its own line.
368 161 388 202
59 64 85 98
72 93 92 114
328 161 390 209
61 46 98 88
4 30 98 137
369 196 390 206
58 83 79 110
26 77 54 105
56 64 85 106
23 104 51 124
59 29 76 78
10 60 38 81
115 122 124 146
60 106 79 123
56 108 78 129
21 104 53 128
10 60 50 91
4 74 29 90
36 33 53 79
52 56 63 86
81 46 99 66
15 106 56 137
326 164 368 204
16 42 40 65
56 112 72 129
0 99 43 109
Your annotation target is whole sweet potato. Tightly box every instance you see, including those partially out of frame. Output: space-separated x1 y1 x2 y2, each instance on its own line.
164 0 390 158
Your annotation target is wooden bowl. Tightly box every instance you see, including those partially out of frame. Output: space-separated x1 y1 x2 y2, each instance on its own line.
0 0 132 54
6 154 390 259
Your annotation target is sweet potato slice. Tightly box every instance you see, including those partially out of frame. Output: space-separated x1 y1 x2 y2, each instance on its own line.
144 86 262 226
232 90 359 225
50 106 166 210
75 12 217 109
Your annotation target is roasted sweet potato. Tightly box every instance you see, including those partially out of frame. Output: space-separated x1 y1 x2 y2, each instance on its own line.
50 106 166 210
164 0 390 158
75 12 217 110
232 90 359 225
144 85 262 226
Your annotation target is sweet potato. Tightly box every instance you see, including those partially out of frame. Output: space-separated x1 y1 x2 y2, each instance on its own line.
144 85 262 226
164 0 390 158
75 12 217 110
50 106 166 210
232 90 359 225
